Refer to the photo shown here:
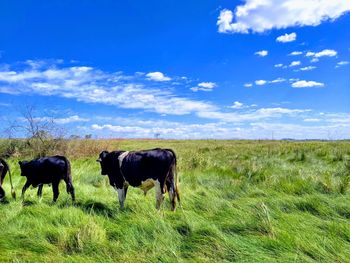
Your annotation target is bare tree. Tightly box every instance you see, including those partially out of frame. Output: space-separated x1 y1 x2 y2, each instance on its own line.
6 105 66 157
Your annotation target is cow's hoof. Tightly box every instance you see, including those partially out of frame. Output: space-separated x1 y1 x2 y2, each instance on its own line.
22 200 34 206
0 198 9 204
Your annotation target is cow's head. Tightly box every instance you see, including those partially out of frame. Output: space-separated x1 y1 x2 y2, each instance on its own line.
97 151 110 175
18 161 29 177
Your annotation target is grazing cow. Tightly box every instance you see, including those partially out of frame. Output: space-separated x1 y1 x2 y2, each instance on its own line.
97 148 180 210
19 156 75 202
0 158 16 200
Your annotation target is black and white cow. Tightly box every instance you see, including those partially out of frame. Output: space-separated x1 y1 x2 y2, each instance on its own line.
97 148 180 210
19 156 75 202
0 158 15 200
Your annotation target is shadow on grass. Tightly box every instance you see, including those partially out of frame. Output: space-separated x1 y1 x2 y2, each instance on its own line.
70 199 129 218
22 200 36 206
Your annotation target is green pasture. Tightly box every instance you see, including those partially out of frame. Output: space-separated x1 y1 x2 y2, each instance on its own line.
1 140 350 262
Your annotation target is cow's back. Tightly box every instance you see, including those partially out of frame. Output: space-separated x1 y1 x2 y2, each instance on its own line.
121 149 174 187
27 156 67 185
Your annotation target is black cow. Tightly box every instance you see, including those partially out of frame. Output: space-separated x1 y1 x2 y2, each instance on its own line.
19 156 75 202
0 158 16 200
97 148 180 210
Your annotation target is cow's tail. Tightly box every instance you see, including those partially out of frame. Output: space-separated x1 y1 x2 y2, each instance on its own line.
1 159 16 199
168 149 180 204
61 156 75 201
174 159 180 204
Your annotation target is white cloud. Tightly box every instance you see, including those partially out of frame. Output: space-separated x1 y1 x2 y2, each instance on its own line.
306 52 314 57
191 82 217 92
255 50 268 57
231 101 244 109
306 49 338 61
244 83 253 88
337 61 349 65
0 62 216 116
145 71 171 81
289 61 301 67
276 32 297 43
34 115 90 124
274 64 283 68
336 61 349 67
255 80 267 85
300 66 316 71
197 107 310 123
198 82 216 89
217 1 350 33
292 80 325 88
289 51 303 56
314 49 337 58
0 102 11 107
54 115 90 124
270 78 286 83
304 118 321 122
256 107 307 115
247 78 286 87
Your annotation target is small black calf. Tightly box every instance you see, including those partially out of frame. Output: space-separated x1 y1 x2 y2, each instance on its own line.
19 156 75 202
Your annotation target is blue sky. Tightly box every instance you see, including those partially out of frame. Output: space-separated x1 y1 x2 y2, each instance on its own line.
0 0 349 139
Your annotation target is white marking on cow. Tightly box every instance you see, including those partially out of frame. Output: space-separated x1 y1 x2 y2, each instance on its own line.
118 151 129 168
115 187 126 209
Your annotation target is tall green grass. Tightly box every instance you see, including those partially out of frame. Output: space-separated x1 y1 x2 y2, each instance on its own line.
1 140 350 262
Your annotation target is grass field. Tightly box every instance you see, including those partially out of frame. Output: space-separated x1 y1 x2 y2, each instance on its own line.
1 140 350 262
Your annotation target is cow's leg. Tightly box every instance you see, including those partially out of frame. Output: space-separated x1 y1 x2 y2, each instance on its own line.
0 167 5 199
115 187 126 209
166 179 176 211
21 180 31 200
52 182 60 202
0 185 5 200
0 165 4 184
155 180 165 210
69 183 75 202
64 178 75 201
37 184 43 201
124 185 129 199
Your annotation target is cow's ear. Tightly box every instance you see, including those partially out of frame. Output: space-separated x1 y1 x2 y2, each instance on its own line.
19 161 28 167
101 151 109 159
